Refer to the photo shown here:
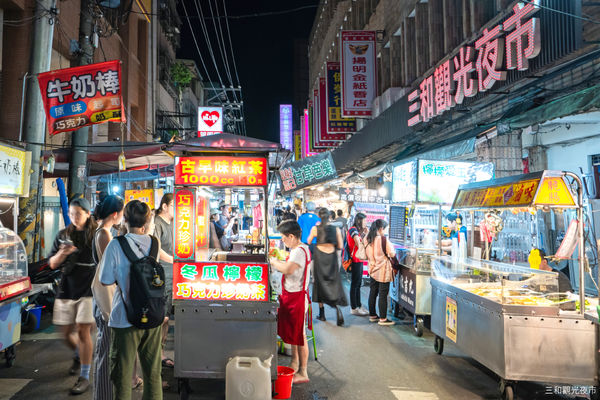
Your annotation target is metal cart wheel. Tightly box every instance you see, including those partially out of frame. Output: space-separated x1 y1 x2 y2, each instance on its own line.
178 378 190 400
414 317 424 337
433 335 444 355
499 379 515 400
4 344 16 367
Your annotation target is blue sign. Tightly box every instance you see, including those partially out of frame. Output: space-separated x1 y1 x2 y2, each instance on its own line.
279 104 293 151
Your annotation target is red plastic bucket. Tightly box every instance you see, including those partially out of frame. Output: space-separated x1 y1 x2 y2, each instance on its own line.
272 366 295 399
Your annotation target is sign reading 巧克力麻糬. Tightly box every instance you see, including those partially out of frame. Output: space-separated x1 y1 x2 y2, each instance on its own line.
175 156 267 187
173 262 269 302
408 0 542 127
279 152 337 194
37 60 125 136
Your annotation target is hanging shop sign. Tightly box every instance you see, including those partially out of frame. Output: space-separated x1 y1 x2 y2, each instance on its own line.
302 109 317 158
37 60 125 135
311 88 338 149
279 104 293 151
452 171 576 210
175 156 267 187
279 152 337 194
326 62 356 133
124 189 155 209
339 187 390 204
198 106 223 137
408 1 541 127
392 160 495 204
340 31 377 117
0 144 31 196
293 130 302 161
173 262 269 302
319 77 346 141
196 196 209 249
174 188 196 261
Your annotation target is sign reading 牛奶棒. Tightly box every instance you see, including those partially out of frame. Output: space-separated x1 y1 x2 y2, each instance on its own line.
340 31 377 117
408 1 541 126
174 188 195 261
198 106 223 137
326 62 356 134
37 60 125 135
175 156 267 186
279 152 337 194
173 262 269 302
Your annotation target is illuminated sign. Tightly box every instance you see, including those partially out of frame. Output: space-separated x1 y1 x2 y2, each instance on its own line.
196 196 208 249
311 88 337 150
198 106 223 137
174 188 195 260
326 62 356 133
175 156 267 187
340 31 377 117
124 189 155 209
0 144 30 196
279 104 293 151
293 130 302 161
408 1 541 127
279 152 337 194
173 262 269 302
301 109 316 158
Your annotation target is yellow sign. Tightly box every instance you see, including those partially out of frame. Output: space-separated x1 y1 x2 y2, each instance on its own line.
534 177 575 207
125 189 155 209
445 297 457 343
0 144 30 196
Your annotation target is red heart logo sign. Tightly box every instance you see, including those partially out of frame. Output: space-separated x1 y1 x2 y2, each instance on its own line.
201 111 220 127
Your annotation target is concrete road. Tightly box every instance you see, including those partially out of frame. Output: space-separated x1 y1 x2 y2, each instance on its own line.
0 280 589 400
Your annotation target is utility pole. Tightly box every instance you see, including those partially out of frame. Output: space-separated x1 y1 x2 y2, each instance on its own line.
18 0 56 262
68 0 94 199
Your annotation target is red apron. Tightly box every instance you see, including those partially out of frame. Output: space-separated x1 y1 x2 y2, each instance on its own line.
277 247 311 346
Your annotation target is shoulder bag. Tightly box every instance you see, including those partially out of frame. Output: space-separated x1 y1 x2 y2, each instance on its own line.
381 236 400 271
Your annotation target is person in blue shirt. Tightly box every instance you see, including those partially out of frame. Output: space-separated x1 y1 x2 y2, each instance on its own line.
441 212 467 251
297 201 319 247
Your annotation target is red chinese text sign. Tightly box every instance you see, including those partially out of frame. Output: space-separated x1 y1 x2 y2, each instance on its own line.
175 156 267 187
173 262 269 302
174 188 195 260
340 31 377 117
37 60 125 135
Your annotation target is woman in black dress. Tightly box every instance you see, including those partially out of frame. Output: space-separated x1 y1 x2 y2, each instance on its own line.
307 208 348 326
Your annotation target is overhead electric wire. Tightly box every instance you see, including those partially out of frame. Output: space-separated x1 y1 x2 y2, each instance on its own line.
127 4 318 20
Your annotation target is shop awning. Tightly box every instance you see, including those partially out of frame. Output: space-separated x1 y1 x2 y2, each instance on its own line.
452 170 577 210
162 133 282 155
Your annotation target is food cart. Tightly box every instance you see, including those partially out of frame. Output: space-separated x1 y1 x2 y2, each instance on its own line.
430 170 597 400
388 159 494 336
162 134 281 399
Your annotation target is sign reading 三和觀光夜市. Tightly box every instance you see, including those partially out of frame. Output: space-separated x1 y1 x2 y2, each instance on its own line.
279 152 337 194
0 144 30 196
326 62 356 134
174 188 195 261
37 60 125 135
173 262 269 302
175 156 267 187
408 1 542 127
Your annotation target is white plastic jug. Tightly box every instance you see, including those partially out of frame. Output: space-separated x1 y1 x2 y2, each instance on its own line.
226 356 272 400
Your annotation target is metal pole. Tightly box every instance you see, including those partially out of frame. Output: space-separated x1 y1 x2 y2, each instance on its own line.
470 210 475 258
68 0 94 198
18 0 56 262
564 171 586 316
19 72 28 142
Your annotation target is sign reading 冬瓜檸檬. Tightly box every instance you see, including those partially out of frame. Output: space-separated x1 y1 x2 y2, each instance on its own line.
37 60 125 135
173 262 269 302
175 156 267 187
408 1 542 127
174 188 195 261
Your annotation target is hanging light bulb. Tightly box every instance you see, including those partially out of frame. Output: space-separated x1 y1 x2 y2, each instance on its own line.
118 152 126 171
46 152 55 174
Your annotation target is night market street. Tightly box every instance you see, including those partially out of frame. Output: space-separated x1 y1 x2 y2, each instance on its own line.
0 279 588 400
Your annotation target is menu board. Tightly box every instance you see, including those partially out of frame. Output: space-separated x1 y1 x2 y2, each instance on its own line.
389 206 406 243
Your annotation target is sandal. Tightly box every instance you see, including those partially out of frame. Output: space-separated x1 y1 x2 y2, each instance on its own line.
132 376 143 390
162 358 174 368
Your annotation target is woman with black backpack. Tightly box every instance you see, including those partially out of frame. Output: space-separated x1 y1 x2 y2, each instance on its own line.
98 200 164 399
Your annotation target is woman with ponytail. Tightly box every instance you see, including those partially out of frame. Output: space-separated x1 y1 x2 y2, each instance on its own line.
307 208 348 326
365 219 396 326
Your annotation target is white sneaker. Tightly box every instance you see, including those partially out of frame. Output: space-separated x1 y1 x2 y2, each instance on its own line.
358 306 369 315
351 308 360 315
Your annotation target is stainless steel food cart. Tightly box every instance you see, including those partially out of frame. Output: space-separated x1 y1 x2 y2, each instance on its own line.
430 170 597 400
163 134 282 399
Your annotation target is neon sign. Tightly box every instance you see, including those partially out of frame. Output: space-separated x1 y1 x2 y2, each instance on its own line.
173 262 269 302
408 0 541 127
174 188 195 260
196 196 208 249
175 156 267 187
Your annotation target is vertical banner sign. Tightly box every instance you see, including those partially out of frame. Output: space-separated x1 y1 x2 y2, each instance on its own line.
196 196 209 249
302 109 316 158
312 86 337 149
340 31 377 117
37 60 125 135
308 99 323 154
198 106 223 137
293 130 302 160
174 188 196 261
279 152 338 194
326 62 356 133
319 77 345 141
175 156 268 186
279 104 293 151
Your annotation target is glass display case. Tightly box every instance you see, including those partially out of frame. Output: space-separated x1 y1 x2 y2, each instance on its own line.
431 256 568 308
0 227 30 302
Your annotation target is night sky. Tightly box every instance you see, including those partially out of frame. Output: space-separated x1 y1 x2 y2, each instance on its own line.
177 1 319 143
